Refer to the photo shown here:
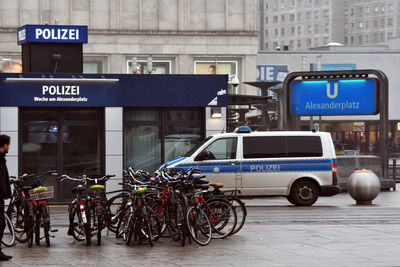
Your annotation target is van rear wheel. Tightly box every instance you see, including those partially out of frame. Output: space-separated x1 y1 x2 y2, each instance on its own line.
290 180 319 206
286 195 295 205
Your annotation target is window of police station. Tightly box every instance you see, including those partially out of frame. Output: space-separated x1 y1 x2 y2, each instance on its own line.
123 108 204 172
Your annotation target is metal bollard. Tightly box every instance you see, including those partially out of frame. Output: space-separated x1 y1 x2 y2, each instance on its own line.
348 169 380 205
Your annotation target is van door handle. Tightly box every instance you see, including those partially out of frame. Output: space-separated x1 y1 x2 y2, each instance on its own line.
230 161 238 165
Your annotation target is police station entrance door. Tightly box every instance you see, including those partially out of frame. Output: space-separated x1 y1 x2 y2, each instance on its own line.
19 108 105 202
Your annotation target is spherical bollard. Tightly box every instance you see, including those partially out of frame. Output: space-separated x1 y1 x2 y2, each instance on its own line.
348 169 381 205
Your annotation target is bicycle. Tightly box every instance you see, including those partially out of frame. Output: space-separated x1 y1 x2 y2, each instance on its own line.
58 175 92 245
7 171 57 246
29 185 55 247
115 175 161 247
177 169 237 241
205 183 247 236
58 173 117 245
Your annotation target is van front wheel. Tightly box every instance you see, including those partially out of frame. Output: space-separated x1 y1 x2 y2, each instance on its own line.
290 180 319 206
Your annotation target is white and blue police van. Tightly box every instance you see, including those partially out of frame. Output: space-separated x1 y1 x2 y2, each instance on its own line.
162 126 341 206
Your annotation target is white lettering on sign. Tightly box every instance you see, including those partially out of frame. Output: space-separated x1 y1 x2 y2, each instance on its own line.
250 165 280 172
42 85 80 96
35 28 80 40
305 101 360 111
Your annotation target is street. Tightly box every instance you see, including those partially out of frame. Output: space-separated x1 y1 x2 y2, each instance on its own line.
2 191 400 266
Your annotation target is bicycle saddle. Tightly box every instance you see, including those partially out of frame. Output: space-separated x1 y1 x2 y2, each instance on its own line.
72 184 85 194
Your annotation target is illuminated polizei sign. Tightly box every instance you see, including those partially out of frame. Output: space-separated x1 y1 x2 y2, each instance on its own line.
17 25 88 44
290 79 378 115
0 74 228 107
34 85 87 103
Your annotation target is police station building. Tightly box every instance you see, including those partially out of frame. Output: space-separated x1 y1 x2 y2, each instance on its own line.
0 24 231 202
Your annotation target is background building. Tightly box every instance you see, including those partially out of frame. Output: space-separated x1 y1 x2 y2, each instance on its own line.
259 0 400 51
260 0 346 51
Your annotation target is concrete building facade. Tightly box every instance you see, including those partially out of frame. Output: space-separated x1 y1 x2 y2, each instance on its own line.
259 0 400 51
259 0 345 51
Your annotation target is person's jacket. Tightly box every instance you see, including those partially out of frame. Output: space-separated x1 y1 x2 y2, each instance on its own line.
0 152 11 199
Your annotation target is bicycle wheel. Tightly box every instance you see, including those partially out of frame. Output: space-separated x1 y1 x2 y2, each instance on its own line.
152 201 168 237
207 199 237 239
227 197 246 235
140 206 155 247
97 214 102 246
168 204 181 242
126 213 136 246
35 211 41 246
146 206 161 242
175 203 185 247
84 207 92 246
69 205 85 241
116 210 130 241
185 205 212 246
7 201 26 243
26 219 34 248
106 193 128 233
44 221 50 247
1 214 16 247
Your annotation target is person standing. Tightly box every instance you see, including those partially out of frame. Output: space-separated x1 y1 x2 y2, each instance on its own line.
0 135 12 261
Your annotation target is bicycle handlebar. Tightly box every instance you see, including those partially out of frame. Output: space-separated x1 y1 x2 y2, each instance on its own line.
57 174 115 184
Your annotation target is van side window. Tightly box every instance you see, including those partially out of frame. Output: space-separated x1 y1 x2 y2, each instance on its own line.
243 136 286 158
196 137 237 161
243 136 323 158
286 136 322 157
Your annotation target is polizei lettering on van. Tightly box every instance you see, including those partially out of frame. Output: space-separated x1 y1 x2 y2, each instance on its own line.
42 85 80 96
250 165 280 172
35 28 79 40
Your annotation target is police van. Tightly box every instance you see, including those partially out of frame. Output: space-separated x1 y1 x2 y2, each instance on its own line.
163 126 341 206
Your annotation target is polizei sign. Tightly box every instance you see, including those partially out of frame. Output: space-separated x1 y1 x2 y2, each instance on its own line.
17 25 88 44
290 79 377 115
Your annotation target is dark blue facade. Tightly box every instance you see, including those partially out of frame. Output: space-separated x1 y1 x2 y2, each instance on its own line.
0 73 228 107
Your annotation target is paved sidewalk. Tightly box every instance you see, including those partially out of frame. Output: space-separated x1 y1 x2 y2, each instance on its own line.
2 190 400 266
2 223 400 266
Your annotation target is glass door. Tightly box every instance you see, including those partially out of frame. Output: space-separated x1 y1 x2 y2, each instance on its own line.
20 108 104 202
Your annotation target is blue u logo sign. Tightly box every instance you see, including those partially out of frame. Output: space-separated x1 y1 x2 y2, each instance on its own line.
326 83 338 99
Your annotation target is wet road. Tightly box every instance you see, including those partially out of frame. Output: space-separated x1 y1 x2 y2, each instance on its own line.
2 191 400 266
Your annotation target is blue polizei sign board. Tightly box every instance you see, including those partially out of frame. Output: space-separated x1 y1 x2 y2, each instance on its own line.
0 73 228 107
291 79 378 115
17 25 88 44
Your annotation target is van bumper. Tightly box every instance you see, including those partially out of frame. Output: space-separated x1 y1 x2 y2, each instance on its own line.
320 185 341 196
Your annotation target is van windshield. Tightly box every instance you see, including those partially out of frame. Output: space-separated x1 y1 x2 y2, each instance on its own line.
183 136 212 157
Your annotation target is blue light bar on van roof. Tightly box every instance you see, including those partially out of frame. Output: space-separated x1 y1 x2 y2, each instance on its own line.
235 126 252 133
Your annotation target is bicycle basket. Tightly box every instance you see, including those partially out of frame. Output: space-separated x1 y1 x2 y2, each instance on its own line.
29 186 54 200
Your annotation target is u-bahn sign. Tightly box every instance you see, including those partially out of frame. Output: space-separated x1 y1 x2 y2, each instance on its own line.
282 69 390 180
291 78 377 115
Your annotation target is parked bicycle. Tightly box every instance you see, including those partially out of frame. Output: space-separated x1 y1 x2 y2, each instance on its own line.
115 171 161 247
58 173 118 245
7 171 56 247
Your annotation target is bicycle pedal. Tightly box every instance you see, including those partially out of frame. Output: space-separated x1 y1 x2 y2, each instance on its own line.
51 229 58 233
